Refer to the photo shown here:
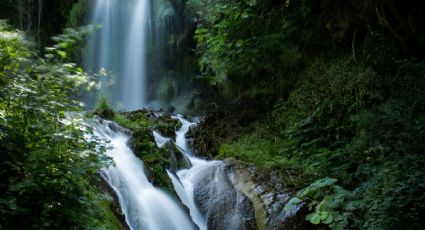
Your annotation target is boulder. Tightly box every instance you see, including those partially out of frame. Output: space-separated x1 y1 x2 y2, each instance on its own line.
193 162 257 230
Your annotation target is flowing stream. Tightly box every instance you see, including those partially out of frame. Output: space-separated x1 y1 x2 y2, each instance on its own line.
166 116 219 230
93 120 196 230
84 0 299 229
152 115 220 230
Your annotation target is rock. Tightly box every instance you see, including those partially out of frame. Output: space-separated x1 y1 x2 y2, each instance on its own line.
193 162 257 230
96 174 130 230
225 159 309 230
166 141 192 172
168 106 176 113
186 142 308 230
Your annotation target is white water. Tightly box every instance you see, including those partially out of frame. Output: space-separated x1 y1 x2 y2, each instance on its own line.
162 116 223 230
153 130 171 148
122 0 149 110
92 120 195 230
85 0 197 112
85 0 149 110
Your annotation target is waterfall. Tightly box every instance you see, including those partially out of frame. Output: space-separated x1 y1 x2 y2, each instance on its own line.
85 0 196 112
164 116 261 230
122 0 149 110
83 0 299 229
92 120 196 230
85 0 149 111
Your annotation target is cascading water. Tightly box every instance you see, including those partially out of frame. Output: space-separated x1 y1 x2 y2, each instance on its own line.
92 120 196 230
122 0 149 110
85 0 197 112
85 0 149 110
84 0 302 228
165 116 214 230
162 116 261 230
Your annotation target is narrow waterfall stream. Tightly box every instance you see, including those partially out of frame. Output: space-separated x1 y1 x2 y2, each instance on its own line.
85 0 149 110
121 0 149 109
152 115 218 230
92 120 196 230
166 116 220 230
85 0 193 111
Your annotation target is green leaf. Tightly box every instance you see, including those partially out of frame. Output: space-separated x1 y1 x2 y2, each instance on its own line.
330 220 346 230
311 177 338 188
308 213 321 225
325 194 345 209
323 214 334 224
319 211 329 220
56 50 67 59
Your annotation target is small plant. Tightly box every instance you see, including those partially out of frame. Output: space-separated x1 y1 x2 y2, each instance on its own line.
94 96 115 119
285 178 354 230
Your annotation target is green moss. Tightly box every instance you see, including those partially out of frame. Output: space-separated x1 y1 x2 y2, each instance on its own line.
113 110 176 193
218 131 317 189
100 200 127 230
154 114 181 137
92 100 178 192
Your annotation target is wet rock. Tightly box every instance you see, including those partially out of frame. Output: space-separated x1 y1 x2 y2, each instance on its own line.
226 159 309 230
103 119 131 135
168 106 176 113
193 163 257 230
188 154 308 230
166 141 192 172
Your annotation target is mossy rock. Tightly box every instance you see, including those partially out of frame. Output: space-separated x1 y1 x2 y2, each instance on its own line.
110 109 191 194
101 200 128 230
95 175 129 230
117 110 176 193
153 113 182 137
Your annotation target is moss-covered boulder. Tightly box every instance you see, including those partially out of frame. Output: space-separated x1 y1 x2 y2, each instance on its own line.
108 109 185 194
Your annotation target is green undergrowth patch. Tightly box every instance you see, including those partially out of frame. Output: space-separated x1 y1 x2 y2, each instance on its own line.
218 54 425 229
100 199 127 230
219 132 318 189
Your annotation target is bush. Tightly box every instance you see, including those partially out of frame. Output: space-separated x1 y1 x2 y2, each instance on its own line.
0 20 116 229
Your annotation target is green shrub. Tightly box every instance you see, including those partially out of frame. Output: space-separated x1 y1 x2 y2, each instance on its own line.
286 178 355 230
0 20 116 229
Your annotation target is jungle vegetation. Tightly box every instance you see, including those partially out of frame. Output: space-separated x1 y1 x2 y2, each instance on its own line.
187 0 425 229
1 0 424 229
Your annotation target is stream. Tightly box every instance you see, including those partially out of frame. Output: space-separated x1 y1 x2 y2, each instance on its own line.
84 0 302 229
93 120 196 230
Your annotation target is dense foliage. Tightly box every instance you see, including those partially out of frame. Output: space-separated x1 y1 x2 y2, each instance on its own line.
188 0 425 229
0 21 122 229
0 0 87 49
1 0 425 229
